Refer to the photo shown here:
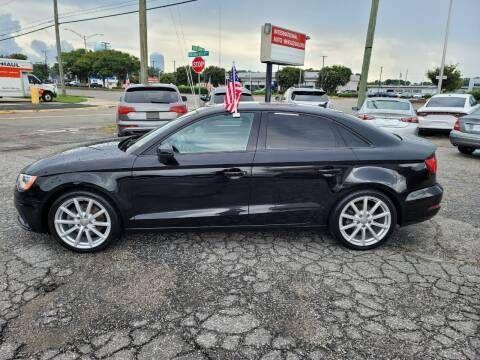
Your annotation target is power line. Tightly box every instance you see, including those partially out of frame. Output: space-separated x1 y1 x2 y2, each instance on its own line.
0 0 198 42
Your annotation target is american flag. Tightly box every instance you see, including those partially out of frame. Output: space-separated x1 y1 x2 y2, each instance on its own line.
224 64 243 113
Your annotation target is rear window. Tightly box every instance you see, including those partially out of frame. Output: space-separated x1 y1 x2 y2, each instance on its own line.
426 96 466 108
213 93 253 104
366 100 410 111
291 91 328 102
124 87 179 103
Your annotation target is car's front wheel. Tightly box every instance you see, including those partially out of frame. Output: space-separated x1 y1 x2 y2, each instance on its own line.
458 146 475 155
42 91 53 102
48 191 121 252
330 190 397 250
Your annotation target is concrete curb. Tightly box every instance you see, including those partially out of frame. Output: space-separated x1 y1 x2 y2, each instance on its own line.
0 104 114 115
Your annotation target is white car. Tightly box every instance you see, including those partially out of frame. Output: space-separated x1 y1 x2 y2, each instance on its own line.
417 94 479 132
355 97 419 136
284 87 333 109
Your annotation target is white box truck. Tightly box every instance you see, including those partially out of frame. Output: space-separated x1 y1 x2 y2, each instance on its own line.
0 58 57 102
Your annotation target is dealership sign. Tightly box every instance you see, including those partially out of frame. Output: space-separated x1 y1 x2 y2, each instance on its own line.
260 23 307 66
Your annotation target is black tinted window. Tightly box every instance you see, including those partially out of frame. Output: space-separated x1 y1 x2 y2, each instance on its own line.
124 87 179 103
334 124 369 147
426 97 466 108
266 113 338 150
291 91 327 102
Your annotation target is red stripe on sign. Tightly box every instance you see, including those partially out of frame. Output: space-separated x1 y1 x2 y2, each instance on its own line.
271 26 306 50
0 66 22 78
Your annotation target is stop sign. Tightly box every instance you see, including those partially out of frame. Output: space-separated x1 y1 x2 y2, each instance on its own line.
192 56 205 74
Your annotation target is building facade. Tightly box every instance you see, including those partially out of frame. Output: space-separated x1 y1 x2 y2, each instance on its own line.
150 52 165 72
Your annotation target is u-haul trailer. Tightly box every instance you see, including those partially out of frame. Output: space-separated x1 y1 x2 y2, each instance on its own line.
0 58 57 102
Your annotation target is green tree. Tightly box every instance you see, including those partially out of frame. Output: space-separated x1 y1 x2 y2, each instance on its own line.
91 50 140 84
317 65 352 94
32 63 49 81
61 49 91 82
203 66 226 86
159 72 176 84
276 67 303 91
427 64 463 92
2 53 27 60
175 65 197 85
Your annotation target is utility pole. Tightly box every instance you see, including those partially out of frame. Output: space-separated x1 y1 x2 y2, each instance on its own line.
173 59 176 73
378 66 383 93
53 0 66 95
437 0 453 93
320 55 327 69
357 0 380 108
139 0 148 84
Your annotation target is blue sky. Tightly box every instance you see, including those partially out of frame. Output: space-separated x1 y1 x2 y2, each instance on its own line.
1 0 478 82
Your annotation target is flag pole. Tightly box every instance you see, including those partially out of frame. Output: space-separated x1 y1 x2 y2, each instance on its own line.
232 61 240 117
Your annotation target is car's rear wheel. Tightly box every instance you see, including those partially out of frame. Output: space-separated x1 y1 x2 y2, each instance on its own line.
458 146 475 155
48 191 121 252
330 190 397 250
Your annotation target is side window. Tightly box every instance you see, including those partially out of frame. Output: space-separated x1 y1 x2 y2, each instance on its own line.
266 113 339 150
163 113 254 154
334 124 370 147
28 75 40 85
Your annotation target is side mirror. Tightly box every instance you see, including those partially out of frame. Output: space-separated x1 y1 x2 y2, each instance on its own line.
351 106 359 111
181 95 188 102
157 143 177 165
200 95 209 102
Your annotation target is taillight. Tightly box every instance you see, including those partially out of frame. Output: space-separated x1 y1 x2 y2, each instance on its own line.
425 154 437 175
357 114 375 120
170 104 188 115
453 118 461 131
118 105 135 115
400 116 419 123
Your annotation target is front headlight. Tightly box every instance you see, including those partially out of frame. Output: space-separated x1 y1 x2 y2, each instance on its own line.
16 174 37 192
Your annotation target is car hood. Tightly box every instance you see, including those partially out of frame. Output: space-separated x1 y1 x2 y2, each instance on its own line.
23 139 135 177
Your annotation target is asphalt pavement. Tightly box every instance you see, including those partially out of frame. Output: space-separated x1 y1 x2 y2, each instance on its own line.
0 98 479 359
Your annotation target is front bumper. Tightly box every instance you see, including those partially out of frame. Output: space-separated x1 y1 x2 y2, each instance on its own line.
400 184 443 226
14 189 45 233
449 130 480 149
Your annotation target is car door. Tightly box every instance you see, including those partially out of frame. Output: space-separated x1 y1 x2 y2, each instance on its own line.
249 111 357 226
131 111 260 228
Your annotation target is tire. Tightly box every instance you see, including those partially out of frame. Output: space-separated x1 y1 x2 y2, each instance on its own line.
48 190 121 252
329 190 397 250
42 91 53 102
458 146 475 155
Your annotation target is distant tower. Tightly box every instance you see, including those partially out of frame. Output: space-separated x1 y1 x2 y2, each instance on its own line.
150 52 164 72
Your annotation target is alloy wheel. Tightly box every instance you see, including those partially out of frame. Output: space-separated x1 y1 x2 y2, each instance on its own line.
54 196 111 250
338 195 391 247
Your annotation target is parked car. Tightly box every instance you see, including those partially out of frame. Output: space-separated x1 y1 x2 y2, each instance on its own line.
354 98 419 136
449 107 480 155
15 103 442 252
284 87 333 108
90 82 103 88
66 80 81 87
417 94 480 133
116 83 188 136
201 87 254 106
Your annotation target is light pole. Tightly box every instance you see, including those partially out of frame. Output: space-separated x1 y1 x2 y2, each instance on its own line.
53 0 66 95
64 28 103 50
437 0 453 93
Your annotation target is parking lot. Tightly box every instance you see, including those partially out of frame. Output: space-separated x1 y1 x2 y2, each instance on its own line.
0 99 479 359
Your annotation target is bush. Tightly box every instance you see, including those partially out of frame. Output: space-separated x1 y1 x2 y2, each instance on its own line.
469 88 480 101
177 85 208 95
337 92 358 98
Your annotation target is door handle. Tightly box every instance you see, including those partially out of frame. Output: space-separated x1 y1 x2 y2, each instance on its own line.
317 168 342 178
222 168 247 179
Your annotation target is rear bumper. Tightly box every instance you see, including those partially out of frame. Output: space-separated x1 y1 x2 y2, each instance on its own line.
117 120 170 136
400 184 443 226
418 117 456 130
14 189 45 233
449 130 480 149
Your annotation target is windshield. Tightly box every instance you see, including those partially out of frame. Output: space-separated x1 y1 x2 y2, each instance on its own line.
213 93 253 104
124 87 180 104
291 91 327 102
365 100 410 111
123 108 204 153
426 96 466 108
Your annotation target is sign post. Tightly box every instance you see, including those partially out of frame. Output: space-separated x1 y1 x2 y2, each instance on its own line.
260 23 308 102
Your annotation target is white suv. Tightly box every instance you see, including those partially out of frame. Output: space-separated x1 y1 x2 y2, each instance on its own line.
284 87 333 109
417 94 479 132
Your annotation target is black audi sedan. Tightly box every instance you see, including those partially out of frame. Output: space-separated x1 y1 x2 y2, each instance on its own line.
14 103 443 252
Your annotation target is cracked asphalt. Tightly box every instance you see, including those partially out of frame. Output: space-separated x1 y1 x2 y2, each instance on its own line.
0 108 479 359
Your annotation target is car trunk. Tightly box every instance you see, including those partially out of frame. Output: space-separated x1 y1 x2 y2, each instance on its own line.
364 111 411 128
417 108 466 128
461 116 480 134
123 103 178 121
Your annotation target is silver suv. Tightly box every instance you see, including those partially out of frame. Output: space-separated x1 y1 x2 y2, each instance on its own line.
284 87 333 109
116 83 188 136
